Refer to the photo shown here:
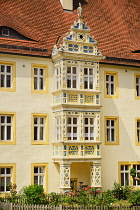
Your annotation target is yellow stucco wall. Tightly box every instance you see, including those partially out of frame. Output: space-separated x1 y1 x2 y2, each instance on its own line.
1 53 140 193
0 54 59 193
100 64 140 190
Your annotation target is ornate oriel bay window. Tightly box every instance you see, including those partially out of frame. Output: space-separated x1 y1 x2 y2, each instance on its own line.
54 111 99 143
53 110 101 160
54 60 98 91
52 4 104 192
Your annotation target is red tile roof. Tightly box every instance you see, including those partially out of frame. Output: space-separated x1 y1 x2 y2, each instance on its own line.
0 0 140 66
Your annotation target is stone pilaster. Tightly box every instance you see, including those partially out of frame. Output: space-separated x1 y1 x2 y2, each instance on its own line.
90 162 101 188
59 163 71 192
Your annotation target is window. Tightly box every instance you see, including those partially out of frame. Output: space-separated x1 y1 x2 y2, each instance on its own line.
0 61 16 92
135 74 140 99
0 164 16 193
2 28 9 36
68 44 79 52
55 67 61 90
136 118 140 145
0 113 16 145
105 117 119 145
56 117 61 141
133 165 140 187
67 117 78 140
83 46 93 53
120 165 130 186
31 64 48 93
31 163 48 193
104 71 118 98
67 66 77 88
84 67 95 89
84 117 94 140
32 114 48 145
119 162 140 187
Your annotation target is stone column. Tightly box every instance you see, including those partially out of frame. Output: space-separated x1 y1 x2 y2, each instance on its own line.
59 163 71 193
90 162 101 188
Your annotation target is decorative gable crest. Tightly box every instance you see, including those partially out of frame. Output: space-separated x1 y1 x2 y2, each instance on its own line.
52 3 104 59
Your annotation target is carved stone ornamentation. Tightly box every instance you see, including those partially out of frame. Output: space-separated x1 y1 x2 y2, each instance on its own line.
77 3 83 18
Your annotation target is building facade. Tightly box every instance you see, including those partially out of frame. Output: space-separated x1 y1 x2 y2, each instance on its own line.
0 0 140 194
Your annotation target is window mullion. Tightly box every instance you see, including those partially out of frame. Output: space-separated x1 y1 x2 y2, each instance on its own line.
5 72 8 88
38 124 41 141
72 121 74 140
3 66 5 87
88 118 90 140
109 126 111 142
87 69 89 89
4 118 7 141
109 81 111 95
10 67 12 87
37 68 40 90
38 122 40 141
36 121 39 141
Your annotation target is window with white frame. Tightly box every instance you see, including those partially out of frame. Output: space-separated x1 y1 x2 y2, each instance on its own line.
0 167 12 192
67 66 77 88
133 165 140 186
55 67 61 90
120 165 130 186
106 119 116 142
67 117 78 140
34 67 45 90
0 64 12 88
84 117 94 140
56 117 61 141
84 67 94 89
137 120 140 143
105 117 119 145
106 74 115 95
120 163 140 187
34 117 45 142
136 76 140 97
0 115 12 141
33 166 44 186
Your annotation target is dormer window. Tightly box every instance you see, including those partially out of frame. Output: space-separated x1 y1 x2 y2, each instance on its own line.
0 26 34 41
2 28 9 36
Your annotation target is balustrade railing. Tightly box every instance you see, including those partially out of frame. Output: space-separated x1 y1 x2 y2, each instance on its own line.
53 92 100 106
53 144 100 158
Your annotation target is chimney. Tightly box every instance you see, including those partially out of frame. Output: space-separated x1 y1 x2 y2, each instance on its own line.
59 0 73 11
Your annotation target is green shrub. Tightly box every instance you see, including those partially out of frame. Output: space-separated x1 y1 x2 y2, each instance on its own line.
128 190 140 205
48 192 62 205
93 190 117 207
22 184 48 204
4 183 19 203
62 190 89 205
112 181 132 200
130 168 137 178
